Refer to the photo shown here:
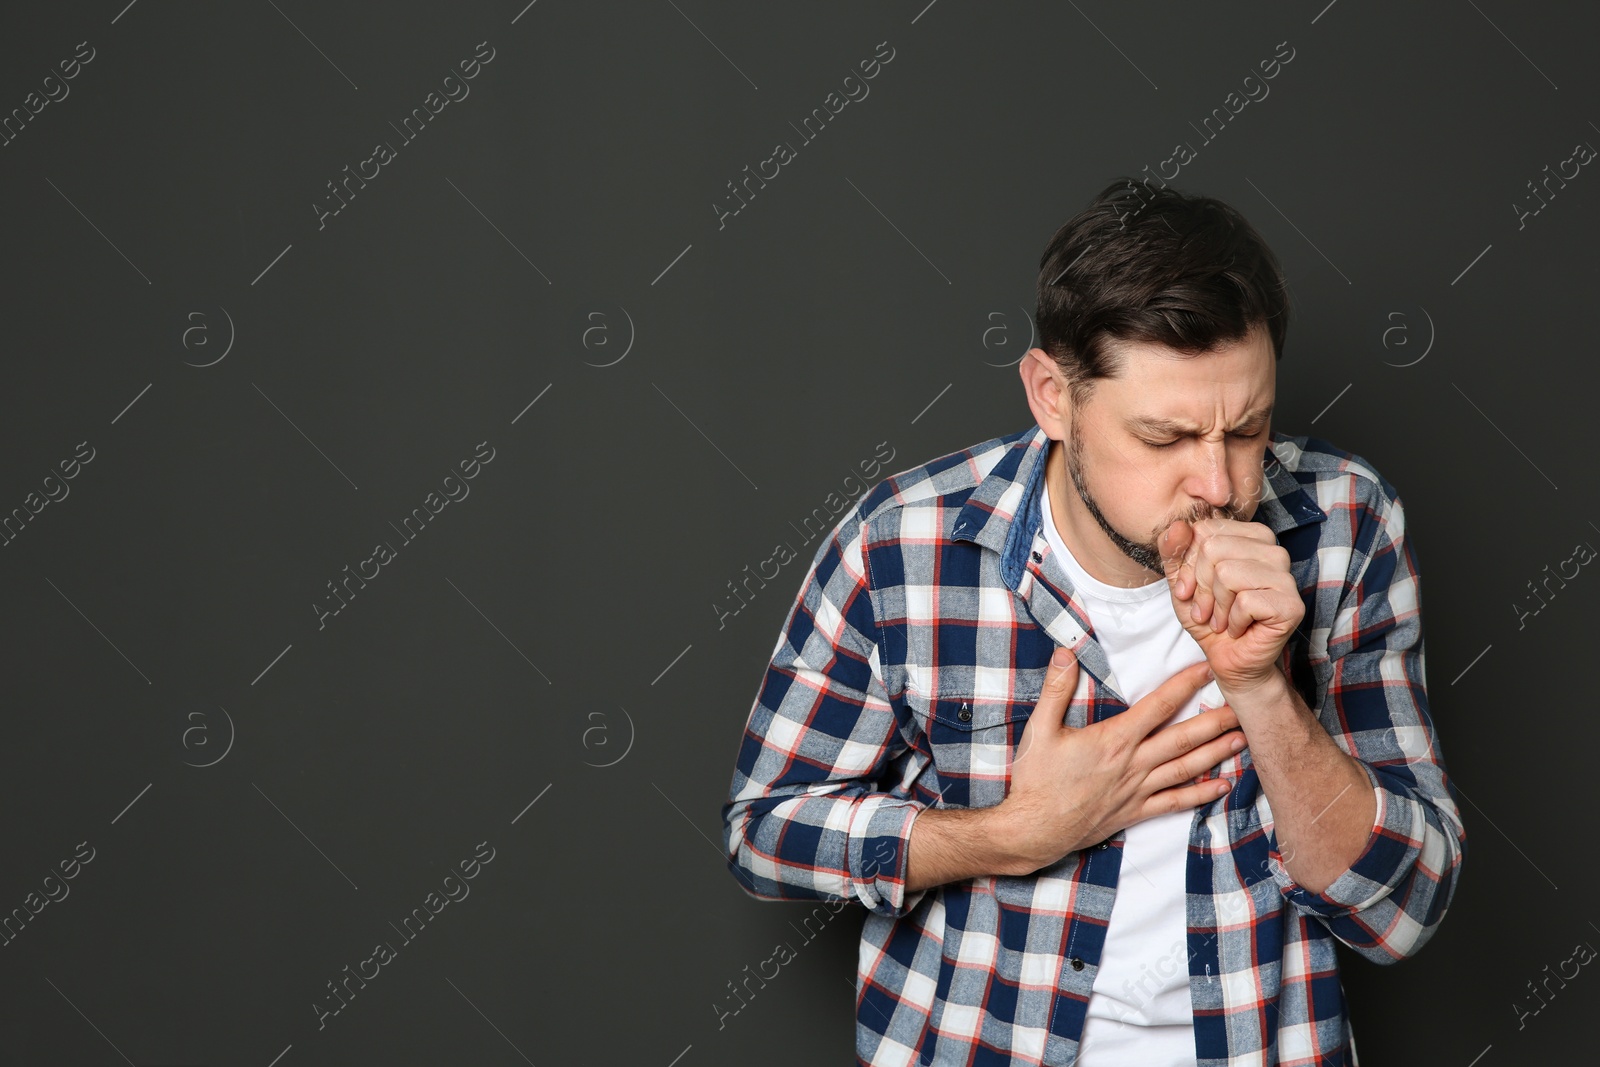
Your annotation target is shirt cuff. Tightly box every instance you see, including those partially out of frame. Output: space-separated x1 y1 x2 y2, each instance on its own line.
1268 759 1426 918
847 794 928 917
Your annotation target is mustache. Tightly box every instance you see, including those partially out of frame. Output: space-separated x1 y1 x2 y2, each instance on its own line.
1147 502 1244 546
1185 489 1253 524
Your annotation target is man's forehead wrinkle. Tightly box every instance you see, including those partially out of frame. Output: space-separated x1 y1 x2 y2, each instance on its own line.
1126 400 1274 434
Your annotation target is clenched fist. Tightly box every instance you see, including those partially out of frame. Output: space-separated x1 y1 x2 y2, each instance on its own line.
1159 516 1303 696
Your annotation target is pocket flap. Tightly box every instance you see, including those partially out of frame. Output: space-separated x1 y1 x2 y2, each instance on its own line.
909 691 1034 732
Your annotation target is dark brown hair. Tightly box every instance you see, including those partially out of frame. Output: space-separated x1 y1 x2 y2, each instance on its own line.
1035 177 1290 408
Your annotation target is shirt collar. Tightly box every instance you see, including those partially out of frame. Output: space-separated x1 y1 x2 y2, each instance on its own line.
950 423 1327 591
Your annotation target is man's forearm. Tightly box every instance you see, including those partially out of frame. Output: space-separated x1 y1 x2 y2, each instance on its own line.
1223 666 1377 894
904 805 1033 892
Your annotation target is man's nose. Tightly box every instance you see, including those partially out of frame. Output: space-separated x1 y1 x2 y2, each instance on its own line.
1193 440 1234 512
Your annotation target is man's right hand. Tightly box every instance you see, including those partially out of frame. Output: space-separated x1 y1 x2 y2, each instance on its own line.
996 648 1246 876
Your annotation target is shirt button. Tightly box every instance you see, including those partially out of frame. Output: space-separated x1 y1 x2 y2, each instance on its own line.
1070 957 1085 971
957 704 973 722
1097 840 1110 850
1031 550 1043 562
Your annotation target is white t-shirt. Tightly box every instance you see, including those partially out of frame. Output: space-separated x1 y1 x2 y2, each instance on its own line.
1039 477 1224 1066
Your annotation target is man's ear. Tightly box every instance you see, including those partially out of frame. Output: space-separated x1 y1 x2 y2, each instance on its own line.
1019 348 1068 433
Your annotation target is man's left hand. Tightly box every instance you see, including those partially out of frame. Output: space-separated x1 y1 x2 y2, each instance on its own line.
1160 517 1304 696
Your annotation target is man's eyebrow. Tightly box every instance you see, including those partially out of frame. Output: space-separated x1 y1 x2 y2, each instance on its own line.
1125 404 1275 436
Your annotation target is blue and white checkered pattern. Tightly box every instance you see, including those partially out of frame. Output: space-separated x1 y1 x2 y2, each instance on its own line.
720 422 1466 1066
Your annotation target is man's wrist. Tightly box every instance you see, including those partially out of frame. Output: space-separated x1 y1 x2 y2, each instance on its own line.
1218 662 1293 714
905 801 1041 891
987 797 1049 876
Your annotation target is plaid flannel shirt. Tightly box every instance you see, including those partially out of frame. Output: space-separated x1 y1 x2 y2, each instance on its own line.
720 422 1466 1067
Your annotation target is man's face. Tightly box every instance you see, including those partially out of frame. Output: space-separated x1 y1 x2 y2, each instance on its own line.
1027 326 1277 582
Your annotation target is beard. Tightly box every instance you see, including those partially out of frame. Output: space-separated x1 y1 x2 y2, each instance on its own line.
1062 416 1241 578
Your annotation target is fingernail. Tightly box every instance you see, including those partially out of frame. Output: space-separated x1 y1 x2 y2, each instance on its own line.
1052 647 1074 667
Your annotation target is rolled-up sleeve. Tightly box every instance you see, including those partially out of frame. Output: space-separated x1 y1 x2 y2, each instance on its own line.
1268 489 1467 964
719 502 930 919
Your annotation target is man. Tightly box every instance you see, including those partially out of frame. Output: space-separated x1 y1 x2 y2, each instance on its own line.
719 178 1466 1066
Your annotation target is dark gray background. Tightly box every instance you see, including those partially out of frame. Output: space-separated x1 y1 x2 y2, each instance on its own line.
0 1 1590 1064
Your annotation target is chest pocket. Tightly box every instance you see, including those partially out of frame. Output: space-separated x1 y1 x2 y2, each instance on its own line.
903 688 1035 811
